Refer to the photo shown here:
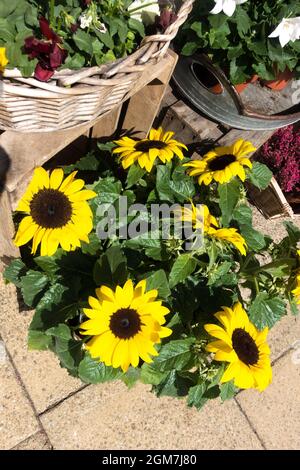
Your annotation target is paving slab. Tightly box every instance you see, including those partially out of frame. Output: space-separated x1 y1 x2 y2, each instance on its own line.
237 351 300 450
0 277 83 414
268 313 300 361
0 341 39 450
12 431 52 450
41 381 263 450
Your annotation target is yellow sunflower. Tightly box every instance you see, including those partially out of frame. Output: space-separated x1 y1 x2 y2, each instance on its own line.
80 279 172 372
14 167 96 256
205 303 272 391
292 250 300 304
113 127 187 172
0 47 8 72
179 201 247 255
184 139 256 185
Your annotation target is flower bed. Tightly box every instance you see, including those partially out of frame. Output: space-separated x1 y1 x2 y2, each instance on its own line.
3 128 300 407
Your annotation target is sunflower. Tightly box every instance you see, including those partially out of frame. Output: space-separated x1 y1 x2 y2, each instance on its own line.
14 167 96 256
80 279 172 372
205 303 272 391
292 274 300 304
0 47 8 72
113 127 187 172
179 201 247 255
184 139 256 185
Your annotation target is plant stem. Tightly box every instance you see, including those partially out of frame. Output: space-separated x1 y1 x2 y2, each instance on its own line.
49 0 55 27
253 277 260 295
128 2 158 14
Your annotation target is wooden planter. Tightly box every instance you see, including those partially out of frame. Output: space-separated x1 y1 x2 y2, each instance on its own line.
246 176 298 219
0 0 194 133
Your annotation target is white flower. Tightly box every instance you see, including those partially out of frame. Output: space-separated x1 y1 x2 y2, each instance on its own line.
96 22 107 34
128 0 160 26
269 17 300 48
210 0 248 18
79 13 93 29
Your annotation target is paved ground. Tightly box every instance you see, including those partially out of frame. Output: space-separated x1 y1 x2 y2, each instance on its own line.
0 208 299 450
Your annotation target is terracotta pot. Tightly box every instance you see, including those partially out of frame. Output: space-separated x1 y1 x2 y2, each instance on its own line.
210 75 258 94
263 69 294 91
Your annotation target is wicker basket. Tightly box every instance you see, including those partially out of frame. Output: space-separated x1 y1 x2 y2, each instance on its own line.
0 0 194 133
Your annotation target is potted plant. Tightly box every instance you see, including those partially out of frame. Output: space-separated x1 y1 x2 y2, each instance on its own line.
257 125 300 213
175 0 300 92
3 128 300 406
0 0 195 131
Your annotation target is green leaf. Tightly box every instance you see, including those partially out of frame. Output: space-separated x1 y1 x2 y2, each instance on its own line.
169 254 197 288
93 245 127 287
54 337 83 372
181 41 199 56
128 18 145 37
34 254 62 277
93 177 122 204
63 153 99 174
73 29 93 55
78 354 122 384
151 338 195 372
121 367 140 388
208 261 232 286
155 370 192 397
234 8 251 36
218 179 240 226
140 363 168 385
126 164 146 188
187 382 208 409
240 225 266 252
46 324 72 341
248 162 273 190
156 165 174 202
81 232 101 256
249 293 286 329
284 221 300 244
145 269 171 299
20 270 49 307
97 31 114 50
233 204 252 226
0 0 18 17
220 380 237 401
29 284 77 331
3 259 26 287
28 330 52 351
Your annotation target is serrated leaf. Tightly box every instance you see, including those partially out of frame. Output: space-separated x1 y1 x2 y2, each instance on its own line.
218 179 240 226
3 259 26 287
126 164 146 189
151 338 195 372
248 162 273 190
78 354 122 384
155 370 192 397
249 293 286 329
20 270 49 307
46 324 72 340
145 269 171 299
54 337 83 372
233 204 252 226
28 330 52 351
284 221 300 244
63 153 99 175
187 382 208 409
220 380 237 401
73 29 93 55
208 261 232 286
169 254 197 288
128 18 145 37
240 224 266 251
93 245 127 287
140 363 168 385
121 367 140 388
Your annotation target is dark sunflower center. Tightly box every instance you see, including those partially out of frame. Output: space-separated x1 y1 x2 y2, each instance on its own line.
135 140 167 152
209 154 236 171
30 188 72 229
109 308 142 339
232 328 259 366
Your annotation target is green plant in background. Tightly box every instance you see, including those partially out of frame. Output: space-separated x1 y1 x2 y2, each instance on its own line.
0 0 164 80
175 0 300 84
3 128 300 407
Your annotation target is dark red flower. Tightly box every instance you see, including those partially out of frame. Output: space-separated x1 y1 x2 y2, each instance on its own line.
156 9 178 32
24 17 67 82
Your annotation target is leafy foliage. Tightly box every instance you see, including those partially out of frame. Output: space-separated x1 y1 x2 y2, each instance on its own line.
176 0 300 83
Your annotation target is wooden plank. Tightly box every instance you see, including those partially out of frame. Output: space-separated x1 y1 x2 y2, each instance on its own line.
0 190 19 265
215 128 275 150
1 51 177 194
170 100 223 141
246 177 294 219
121 51 178 138
91 104 122 139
